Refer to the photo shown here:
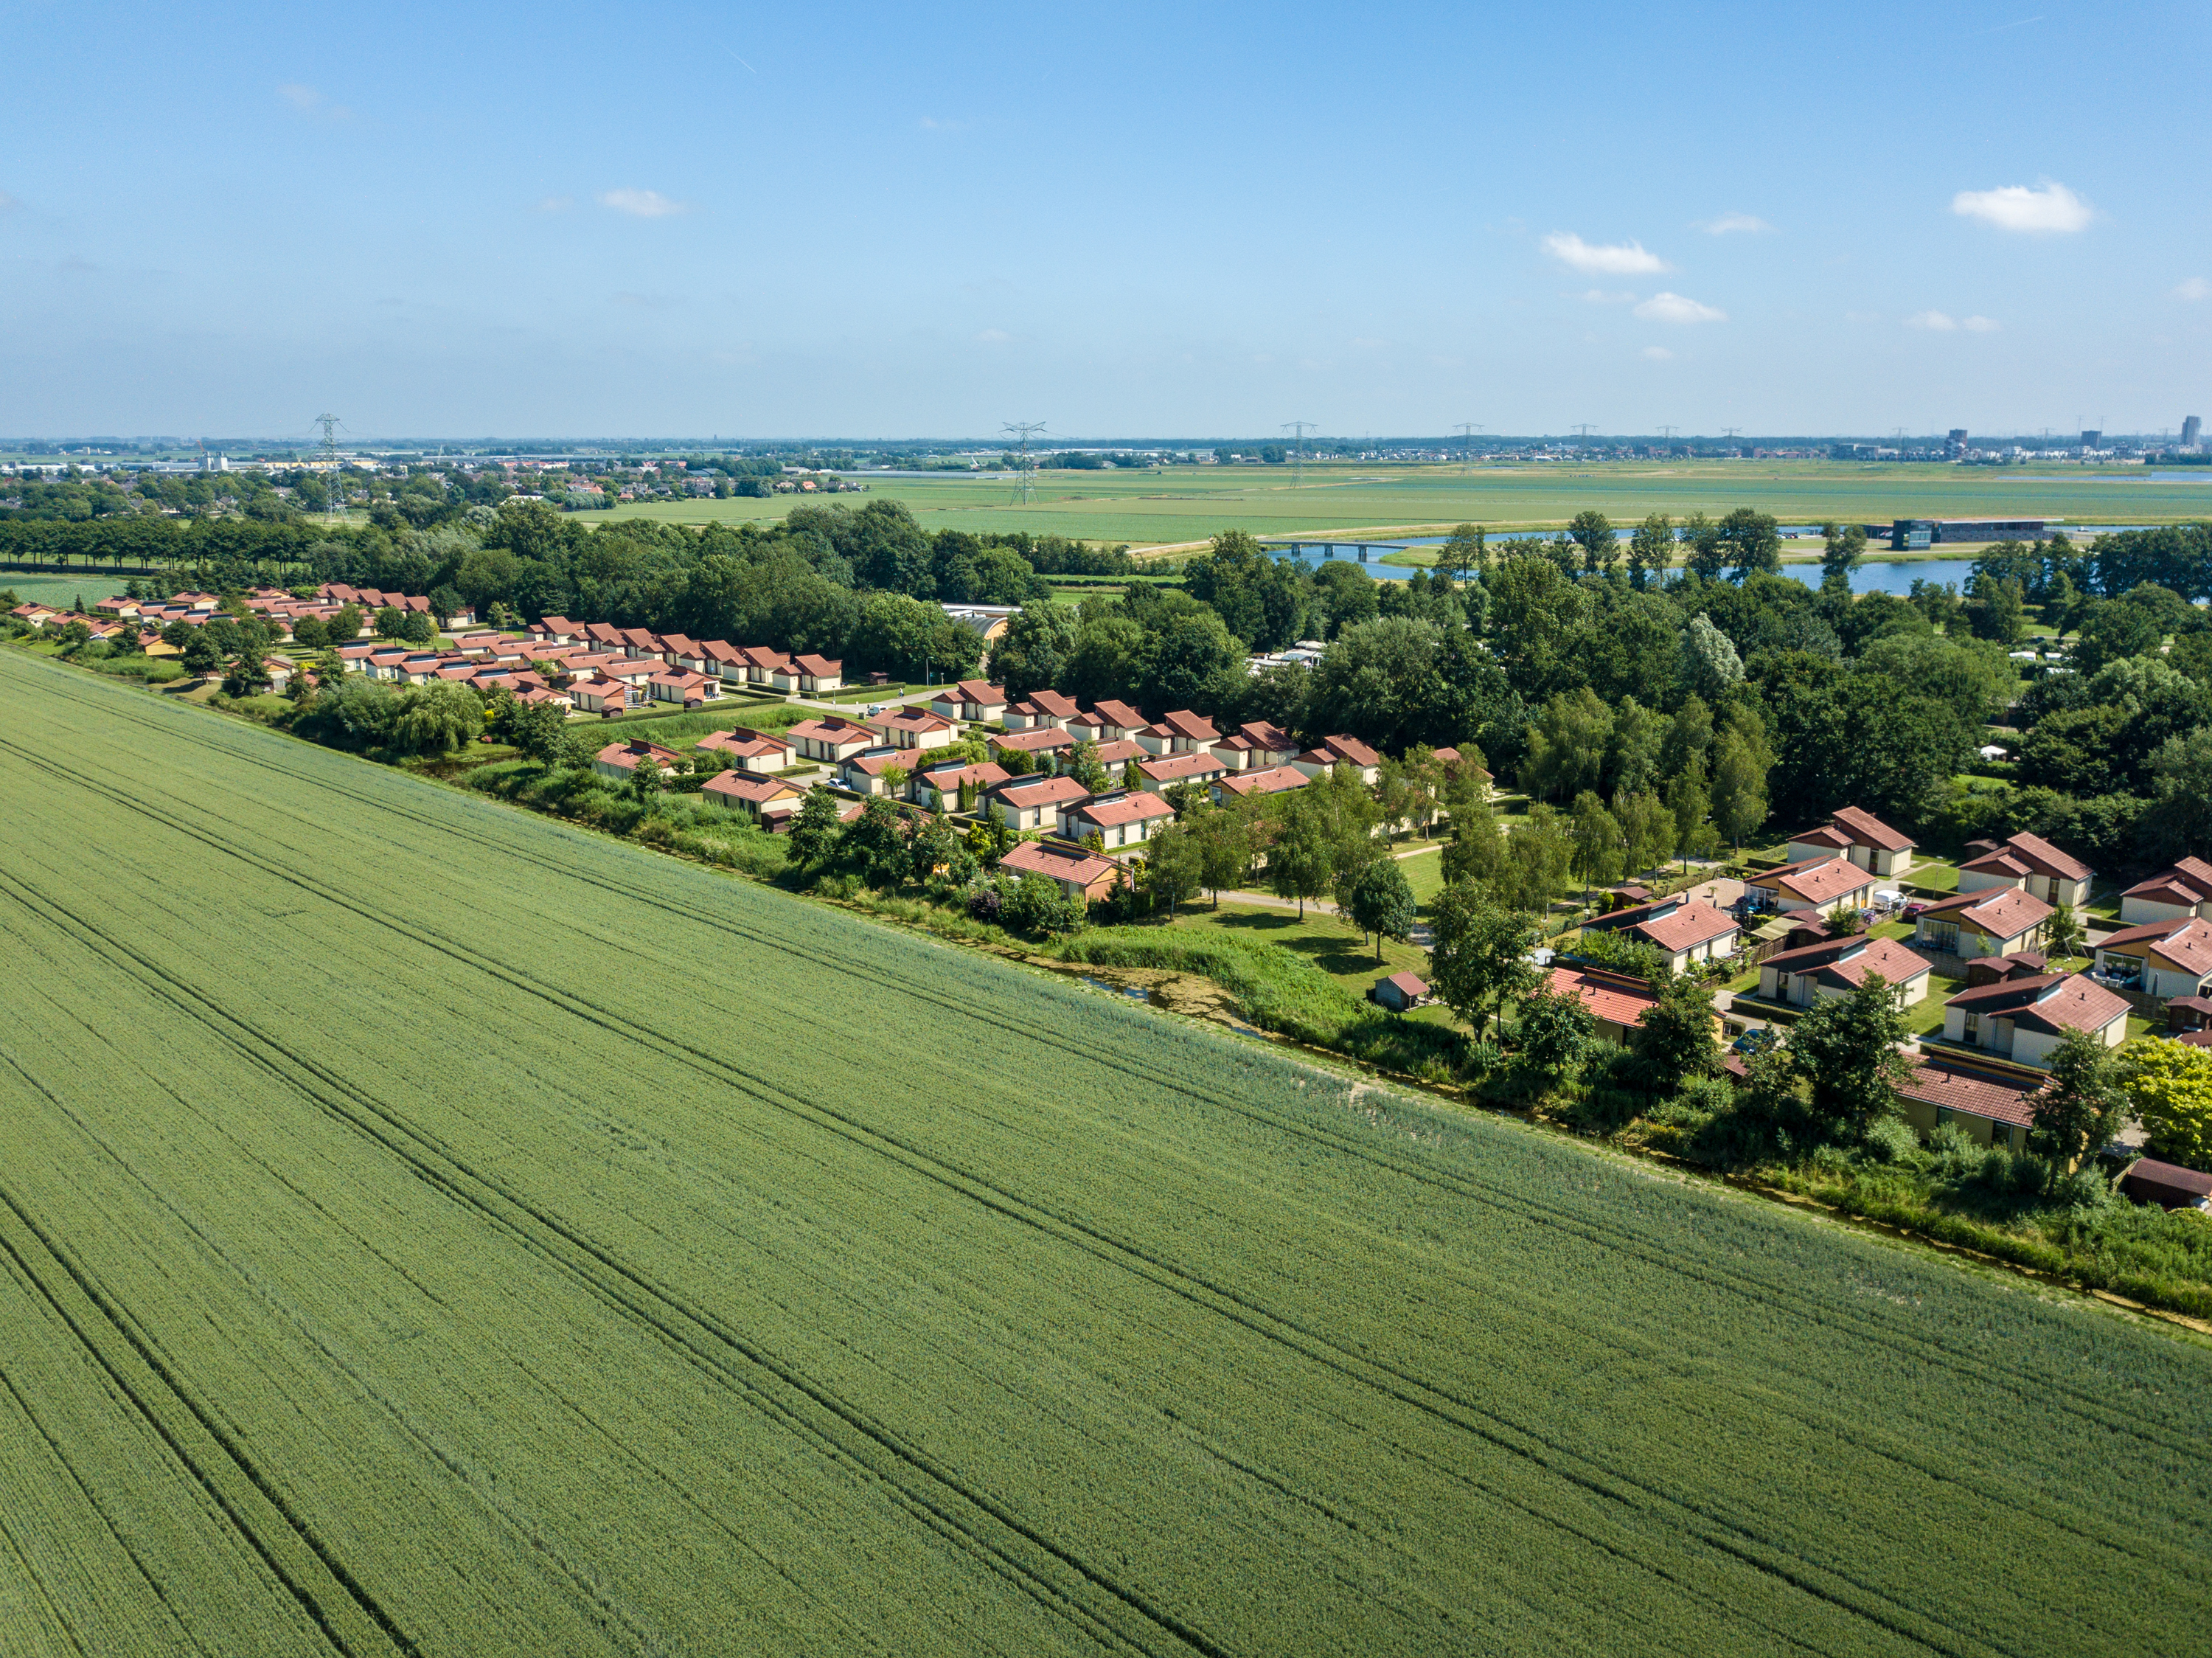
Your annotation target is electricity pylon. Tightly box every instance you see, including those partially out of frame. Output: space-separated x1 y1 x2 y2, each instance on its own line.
314 413 344 519
1453 423 1482 471
1001 421 1046 504
1281 421 1315 488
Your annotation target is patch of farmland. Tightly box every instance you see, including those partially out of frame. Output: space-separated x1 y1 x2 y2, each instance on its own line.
0 647 2207 1657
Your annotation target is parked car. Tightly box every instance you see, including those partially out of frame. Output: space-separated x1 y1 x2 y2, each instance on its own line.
1902 902 1927 921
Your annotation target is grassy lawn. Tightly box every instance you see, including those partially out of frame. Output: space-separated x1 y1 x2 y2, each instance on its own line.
1399 844 1445 910
1171 901 1431 1003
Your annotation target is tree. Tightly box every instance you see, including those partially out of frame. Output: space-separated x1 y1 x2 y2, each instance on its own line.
1519 688 1613 803
1716 507 1783 580
1632 979 1718 1095
2141 727 2212 861
1144 822 1203 915
1569 791 1624 900
1709 726 1770 851
1819 521 1868 588
1066 738 1109 795
2044 906 2087 965
1347 859 1417 964
787 785 844 869
1626 513 1674 589
374 606 406 639
1566 510 1617 575
1268 790 1335 918
1664 759 1718 866
1515 982 1598 1089
1189 808 1252 909
181 629 221 677
1787 976 1909 1140
1613 788 1674 879
631 757 664 800
2028 1030 2128 1176
1426 881 1540 1041
1680 511 1726 580
400 609 437 645
221 653 272 698
1436 523 1488 582
1440 799 1504 888
2121 1038 2212 1170
1493 805 1575 918
1677 614 1745 703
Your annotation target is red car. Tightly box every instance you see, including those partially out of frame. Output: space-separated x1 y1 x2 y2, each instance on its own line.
1902 902 1927 921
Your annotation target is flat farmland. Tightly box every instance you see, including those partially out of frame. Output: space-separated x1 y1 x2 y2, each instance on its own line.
1 648 2208 1657
607 460 2212 548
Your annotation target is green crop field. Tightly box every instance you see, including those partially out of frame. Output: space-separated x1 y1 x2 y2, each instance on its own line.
0 572 111 608
2 648 2209 1657
605 460 2212 549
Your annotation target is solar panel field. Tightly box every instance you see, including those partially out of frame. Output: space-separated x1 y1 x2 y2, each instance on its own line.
1 648 2208 1657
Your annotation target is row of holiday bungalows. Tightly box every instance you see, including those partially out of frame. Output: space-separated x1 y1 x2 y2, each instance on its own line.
524 617 844 694
330 631 726 711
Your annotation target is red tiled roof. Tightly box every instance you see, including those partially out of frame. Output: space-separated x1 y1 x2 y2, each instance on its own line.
1313 733 1380 767
1380 971 1429 999
1917 886 2053 937
703 771 802 807
1627 901 1740 954
1829 805 1915 853
1545 966 1660 1030
1944 972 2129 1036
992 726 1076 752
1138 752 1228 782
1217 765 1310 798
1001 776 1091 808
1894 1056 2046 1128
1090 698 1145 729
2122 859 2212 903
1161 709 1220 742
1994 831 2091 883
1068 792 1175 828
2101 918 2212 978
1752 856 1876 906
999 839 1117 889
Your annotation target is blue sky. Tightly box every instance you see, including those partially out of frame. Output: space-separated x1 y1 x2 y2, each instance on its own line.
2 1 2208 440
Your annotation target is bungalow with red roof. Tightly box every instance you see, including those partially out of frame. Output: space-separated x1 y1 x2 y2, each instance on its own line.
1892 1055 2045 1153
592 739 683 783
1135 752 1229 795
1072 698 1146 743
865 704 959 752
1058 790 1175 849
696 727 794 774
1211 720 1301 772
1756 932 1933 1009
1371 971 1430 1013
581 622 627 649
1745 856 1879 915
998 839 1121 902
1587 895 1742 974
1545 965 1663 1046
1913 887 2053 961
1213 764 1310 805
649 670 722 707
1941 972 2129 1067
769 653 843 694
2093 917 2212 1002
1784 805 1916 878
532 616 582 644
1004 688 1082 731
1090 738 1145 770
989 726 1077 765
568 678 634 715
992 774 1091 831
702 771 805 828
838 746 926 797
2118 857 2212 926
1955 832 2093 909
928 679 1007 724
617 627 662 657
906 759 1008 805
786 715 877 763
1290 735 1382 785
732 645 790 686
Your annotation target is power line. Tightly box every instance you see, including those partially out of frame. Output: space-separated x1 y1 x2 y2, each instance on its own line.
1453 422 1482 472
1001 420 1046 504
1281 420 1315 488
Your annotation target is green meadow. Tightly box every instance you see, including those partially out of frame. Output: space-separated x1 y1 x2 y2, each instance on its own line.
607 459 2212 549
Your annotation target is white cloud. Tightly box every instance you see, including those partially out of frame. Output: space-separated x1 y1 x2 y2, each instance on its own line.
598 188 688 218
1963 315 2001 333
1950 180 2093 233
1641 345 1674 361
1697 212 1773 235
1541 232 1670 274
1577 288 1637 305
535 195 572 212
918 116 970 131
278 83 352 120
974 328 1012 344
2173 277 2211 301
1633 291 1725 325
1907 311 1958 330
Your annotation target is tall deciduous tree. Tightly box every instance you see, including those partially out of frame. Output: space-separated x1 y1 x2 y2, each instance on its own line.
1348 859 1417 964
2028 1030 2128 1176
1787 975 1909 1140
1426 881 1540 1041
1626 513 1674 588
